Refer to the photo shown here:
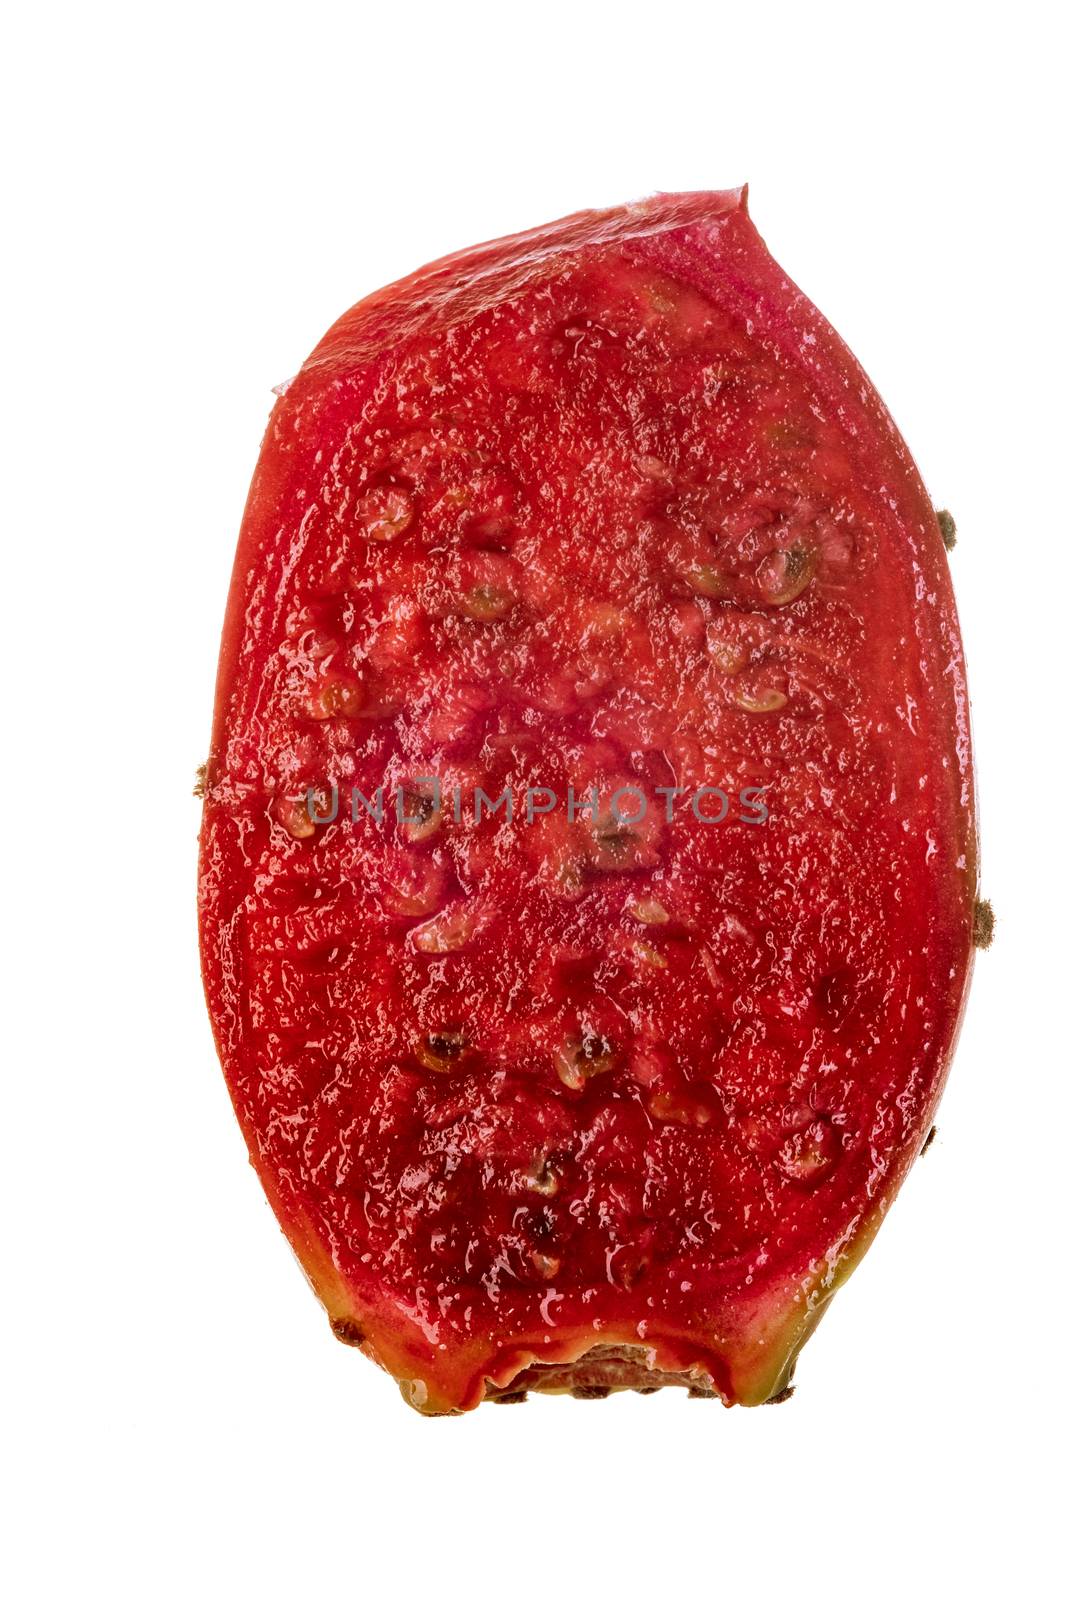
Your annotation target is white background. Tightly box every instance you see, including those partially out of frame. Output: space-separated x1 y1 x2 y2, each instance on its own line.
5 3 1063 1595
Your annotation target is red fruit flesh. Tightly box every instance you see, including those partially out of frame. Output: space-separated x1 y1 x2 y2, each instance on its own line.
199 190 977 1412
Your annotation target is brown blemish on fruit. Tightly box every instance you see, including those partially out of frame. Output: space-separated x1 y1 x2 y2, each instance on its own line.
193 762 207 799
494 1389 528 1404
973 898 995 948
572 1385 610 1399
411 903 476 953
526 1155 561 1197
355 484 414 541
706 636 749 676
685 563 732 599
764 1384 796 1405
631 939 668 970
460 584 515 621
592 829 638 868
539 853 588 900
777 1116 840 1187
586 799 659 871
921 1124 937 1156
277 796 317 840
649 1090 714 1128
555 1033 616 1090
417 1029 469 1073
398 785 442 843
313 678 364 719
330 1316 366 1347
530 1250 561 1281
757 545 815 606
733 685 789 714
627 894 670 925
937 509 957 550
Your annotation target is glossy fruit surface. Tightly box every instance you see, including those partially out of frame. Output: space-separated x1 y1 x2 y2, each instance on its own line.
199 190 978 1412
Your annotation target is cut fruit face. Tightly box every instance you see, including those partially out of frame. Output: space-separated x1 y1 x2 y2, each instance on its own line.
198 189 978 1413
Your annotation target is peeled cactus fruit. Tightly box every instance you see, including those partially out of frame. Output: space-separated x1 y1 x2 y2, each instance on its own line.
198 190 979 1412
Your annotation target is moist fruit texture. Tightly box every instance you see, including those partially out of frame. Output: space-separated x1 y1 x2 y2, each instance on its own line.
199 190 978 1412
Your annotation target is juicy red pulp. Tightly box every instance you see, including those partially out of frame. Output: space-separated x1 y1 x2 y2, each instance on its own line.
199 191 976 1410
